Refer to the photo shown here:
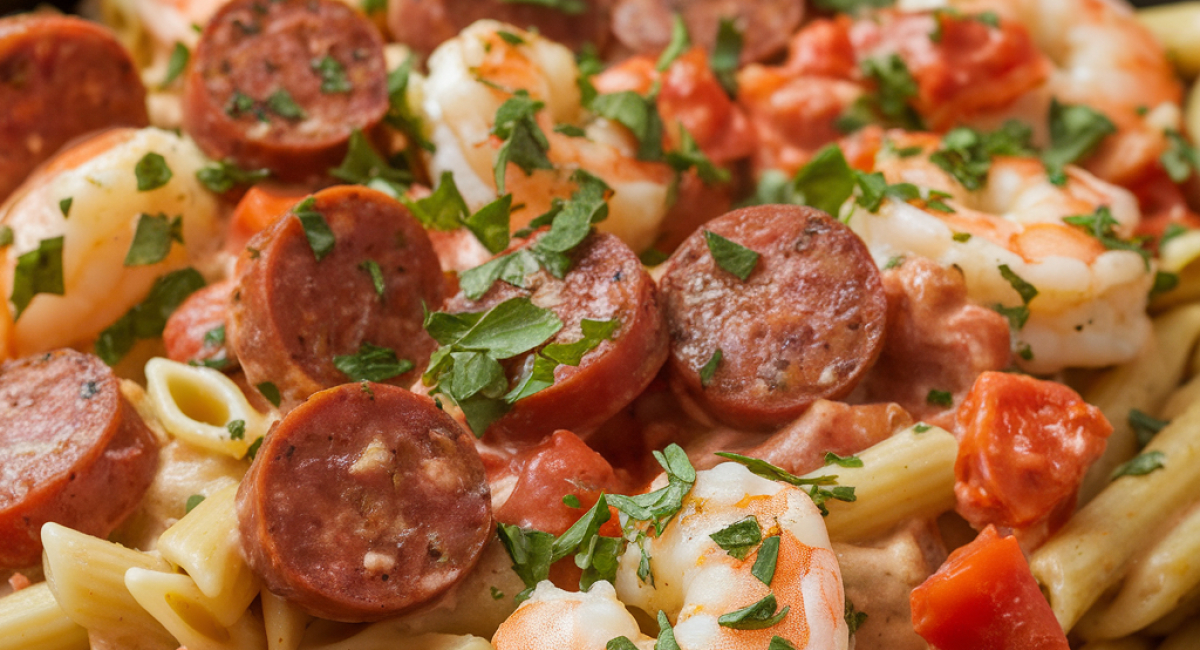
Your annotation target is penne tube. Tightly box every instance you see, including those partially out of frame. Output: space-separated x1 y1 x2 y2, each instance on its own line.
40 523 177 649
157 483 259 623
126 568 267 650
1078 304 1200 504
1074 499 1200 639
262 589 310 650
1030 397 1200 631
0 582 88 650
144 357 273 459
803 424 958 543
1137 2 1200 78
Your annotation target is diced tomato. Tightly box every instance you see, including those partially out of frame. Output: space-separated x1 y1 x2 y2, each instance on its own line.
911 525 1069 650
224 184 309 254
954 372 1111 545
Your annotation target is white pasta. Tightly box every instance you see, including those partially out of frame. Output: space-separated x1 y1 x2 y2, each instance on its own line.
804 424 958 543
40 523 177 649
300 630 494 650
126 567 268 650
262 590 310 650
0 582 88 650
144 357 273 459
156 483 260 624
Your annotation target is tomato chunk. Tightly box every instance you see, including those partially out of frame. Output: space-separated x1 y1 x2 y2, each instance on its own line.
954 372 1111 545
225 184 308 254
911 525 1068 650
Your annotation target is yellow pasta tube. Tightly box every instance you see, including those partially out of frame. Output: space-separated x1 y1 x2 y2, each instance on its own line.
299 630 494 650
0 582 88 650
262 590 309 650
1029 397 1200 631
40 522 177 649
144 357 273 458
156 483 259 625
1073 499 1200 639
125 568 267 650
803 424 957 543
1139 2 1200 78
1077 304 1200 504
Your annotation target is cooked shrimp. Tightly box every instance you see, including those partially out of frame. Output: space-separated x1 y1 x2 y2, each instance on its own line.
0 127 224 360
846 132 1153 373
492 462 849 650
412 20 674 253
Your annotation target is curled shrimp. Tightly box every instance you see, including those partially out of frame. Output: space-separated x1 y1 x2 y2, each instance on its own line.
846 131 1153 373
492 462 849 650
0 127 224 360
412 20 674 253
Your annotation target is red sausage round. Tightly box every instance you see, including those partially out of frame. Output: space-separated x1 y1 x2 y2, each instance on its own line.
0 349 160 569
442 232 668 445
163 279 238 371
236 382 491 622
610 0 804 65
388 0 613 55
182 0 388 183
0 15 148 201
659 204 887 429
228 185 444 412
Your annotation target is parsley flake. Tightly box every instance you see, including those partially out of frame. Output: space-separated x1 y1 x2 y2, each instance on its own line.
184 494 206 514
359 260 386 297
715 452 856 516
266 88 306 121
58 197 73 218
124 213 183 266
926 389 953 407
1110 450 1166 481
292 198 335 261
330 130 412 195
1129 409 1168 448
95 268 206 365
1063 205 1150 268
245 436 264 461
711 18 743 96
256 382 281 407
824 452 863 468
196 160 271 194
718 594 789 630
1042 99 1116 185
699 348 722 387
135 152 173 191
492 91 554 194
704 231 759 280
0 226 12 247
497 0 586 14
709 517 762 561
752 535 780 585
10 236 65 321
311 55 351 94
845 598 869 634
227 419 245 441
590 90 664 162
161 42 190 89
333 342 414 382
656 13 691 71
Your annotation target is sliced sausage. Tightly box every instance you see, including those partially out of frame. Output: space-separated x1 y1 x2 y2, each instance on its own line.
228 185 444 412
388 0 612 55
182 0 388 183
659 204 887 429
163 279 238 371
0 349 159 569
0 15 148 201
611 0 803 65
443 232 668 445
236 382 491 622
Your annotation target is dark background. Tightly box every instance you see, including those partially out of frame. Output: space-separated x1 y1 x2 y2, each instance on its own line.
0 0 1183 17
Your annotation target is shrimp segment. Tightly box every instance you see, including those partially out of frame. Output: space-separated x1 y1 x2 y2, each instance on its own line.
414 21 673 253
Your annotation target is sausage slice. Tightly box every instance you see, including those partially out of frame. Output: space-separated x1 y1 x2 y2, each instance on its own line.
182 0 388 183
443 232 667 445
0 349 159 569
388 0 613 55
659 204 887 429
228 185 444 412
236 383 491 622
611 0 804 65
0 15 149 201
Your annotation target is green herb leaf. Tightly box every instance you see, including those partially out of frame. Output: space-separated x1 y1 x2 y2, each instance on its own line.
709 517 762 561
492 91 554 194
0 226 12 248
563 494 581 508
124 213 184 266
94 268 206 365
1110 450 1166 481
1042 99 1116 184
535 170 611 254
666 126 730 185
292 198 335 261
135 152 173 191
792 144 856 216
1128 409 1168 449
812 0 895 12
195 159 271 194
640 248 669 266
913 423 931 433
656 611 681 650
842 54 922 131
1161 223 1190 249
404 171 470 231
998 263 1038 304
184 494 206 514
656 13 691 71
333 342 414 382
752 535 780 585
714 451 856 516
256 382 281 407
245 436 264 460
717 594 789 630
385 54 437 154
704 230 759 281
227 419 245 440
496 523 556 602
553 124 587 137
1152 270 1180 298
430 296 563 358
542 318 619 366
710 18 743 96
311 55 352 94
926 389 953 407
606 637 639 650
10 236 65 321
590 90 664 162
699 348 722 387
824 452 863 468
161 42 190 89
1063 205 1150 268
768 637 799 650
466 194 513 254
58 197 72 218
845 598 868 634
1160 129 1200 183
361 0 385 13
929 122 1035 190
266 88 307 121
330 130 412 193
497 0 587 15
359 260 386 297
551 493 611 563
225 90 257 119
608 445 697 538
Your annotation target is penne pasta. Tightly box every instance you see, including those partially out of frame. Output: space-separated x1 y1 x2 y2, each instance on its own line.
40 523 177 649
0 582 88 650
262 589 310 650
156 483 260 625
1029 397 1200 631
1137 2 1200 78
144 357 273 459
804 424 958 543
125 567 268 650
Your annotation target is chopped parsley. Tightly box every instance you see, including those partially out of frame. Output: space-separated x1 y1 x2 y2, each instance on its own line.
195 159 271 194
256 382 281 407
497 0 587 15
245 436 264 461
265 88 306 121
715 452 856 515
752 535 780 585
292 197 335 261
824 452 863 468
718 593 789 630
95 268 206 365
926 389 953 407
590 89 665 162
333 342 414 382
184 494 206 514
10 236 65 321
709 517 762 560
845 598 869 634
704 230 759 280
492 91 554 194
699 348 722 387
928 122 1035 190
226 419 245 441
135 152 173 192
710 18 743 96
161 42 190 89
993 264 1038 330
1042 99 1116 185
359 260 386 297
656 13 690 71
58 197 73 218
1129 409 1168 448
0 226 12 247
1063 205 1150 268
1161 129 1200 183
329 129 412 196
839 54 922 132
1110 450 1166 481
124 213 183 266
311 55 351 94
666 126 730 185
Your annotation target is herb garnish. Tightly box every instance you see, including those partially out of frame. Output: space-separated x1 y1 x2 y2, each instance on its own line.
10 236 65 321
95 268 206 365
124 213 184 266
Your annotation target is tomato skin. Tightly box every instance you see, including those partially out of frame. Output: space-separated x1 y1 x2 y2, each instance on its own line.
224 184 309 255
911 525 1069 650
954 372 1111 542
